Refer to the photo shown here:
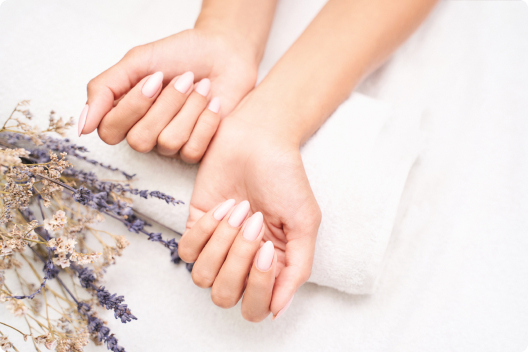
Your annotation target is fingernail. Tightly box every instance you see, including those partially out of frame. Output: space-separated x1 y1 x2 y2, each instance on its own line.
213 199 236 221
78 104 89 137
228 200 250 227
207 97 220 113
243 212 263 241
273 296 294 321
257 241 274 271
194 78 210 97
142 71 164 98
174 71 194 93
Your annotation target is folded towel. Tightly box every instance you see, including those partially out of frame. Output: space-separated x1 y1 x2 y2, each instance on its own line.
66 93 422 294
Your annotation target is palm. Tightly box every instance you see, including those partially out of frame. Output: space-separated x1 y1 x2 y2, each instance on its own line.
187 117 321 292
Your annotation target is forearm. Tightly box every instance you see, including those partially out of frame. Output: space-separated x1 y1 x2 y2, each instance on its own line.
195 0 278 63
239 0 438 144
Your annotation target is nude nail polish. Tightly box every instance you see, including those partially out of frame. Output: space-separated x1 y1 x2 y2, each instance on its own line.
257 241 274 271
243 212 263 241
142 71 163 98
213 199 236 221
174 71 194 93
273 296 294 321
228 200 250 227
207 97 220 113
194 78 210 97
78 104 89 137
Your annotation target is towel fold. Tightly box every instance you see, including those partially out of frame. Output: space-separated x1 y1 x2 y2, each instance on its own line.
303 94 423 294
71 93 422 295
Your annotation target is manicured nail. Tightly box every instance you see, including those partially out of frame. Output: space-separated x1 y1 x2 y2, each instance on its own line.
142 71 164 98
243 212 263 241
257 241 274 271
78 104 89 137
228 200 250 227
207 97 220 113
174 71 194 93
213 199 236 221
273 296 294 321
194 78 210 97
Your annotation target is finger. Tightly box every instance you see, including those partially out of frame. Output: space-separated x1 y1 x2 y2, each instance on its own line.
180 97 221 164
270 225 319 320
211 212 264 308
178 199 236 263
191 201 251 288
241 241 277 322
156 78 211 157
126 72 195 153
97 72 164 145
80 47 151 136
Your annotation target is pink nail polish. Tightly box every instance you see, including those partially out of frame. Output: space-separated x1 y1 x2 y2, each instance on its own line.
213 199 236 221
273 296 294 321
243 212 263 241
174 71 194 93
142 71 163 98
207 97 220 113
257 241 274 271
194 78 210 97
78 104 89 137
228 200 250 227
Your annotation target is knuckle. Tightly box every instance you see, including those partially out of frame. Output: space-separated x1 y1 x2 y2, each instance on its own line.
211 288 238 309
241 309 265 323
180 144 203 164
126 131 154 153
86 79 99 94
300 268 312 283
124 46 142 59
191 268 214 288
176 242 195 263
97 127 122 145
157 133 185 154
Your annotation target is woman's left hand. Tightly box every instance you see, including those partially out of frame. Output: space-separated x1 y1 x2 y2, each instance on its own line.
178 110 321 322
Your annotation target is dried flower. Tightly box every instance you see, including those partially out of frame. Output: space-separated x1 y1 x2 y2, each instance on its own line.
6 299 29 317
0 336 12 351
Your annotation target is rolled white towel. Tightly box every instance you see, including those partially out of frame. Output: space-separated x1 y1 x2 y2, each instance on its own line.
70 92 422 295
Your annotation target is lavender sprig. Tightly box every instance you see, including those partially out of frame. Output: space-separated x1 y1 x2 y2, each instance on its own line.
70 264 137 323
78 302 127 352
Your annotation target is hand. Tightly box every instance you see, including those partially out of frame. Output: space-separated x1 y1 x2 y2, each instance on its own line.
178 111 321 322
79 28 259 162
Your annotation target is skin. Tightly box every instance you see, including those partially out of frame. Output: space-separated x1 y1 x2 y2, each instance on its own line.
85 0 439 322
80 0 278 161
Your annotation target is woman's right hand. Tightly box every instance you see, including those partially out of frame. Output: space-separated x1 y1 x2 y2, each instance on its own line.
79 27 259 163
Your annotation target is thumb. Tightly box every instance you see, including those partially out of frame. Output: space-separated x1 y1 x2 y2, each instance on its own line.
80 47 152 135
270 229 318 319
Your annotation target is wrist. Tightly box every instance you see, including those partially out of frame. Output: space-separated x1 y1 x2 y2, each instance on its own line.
229 91 308 149
194 9 269 64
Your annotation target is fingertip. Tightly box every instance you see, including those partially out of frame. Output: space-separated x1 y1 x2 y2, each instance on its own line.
174 71 195 94
207 97 220 113
78 104 89 137
272 295 294 321
256 241 275 272
83 85 115 134
141 71 164 98
195 78 211 97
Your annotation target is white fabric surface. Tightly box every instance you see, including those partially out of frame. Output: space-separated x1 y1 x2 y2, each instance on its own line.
1 1 528 351
303 96 422 293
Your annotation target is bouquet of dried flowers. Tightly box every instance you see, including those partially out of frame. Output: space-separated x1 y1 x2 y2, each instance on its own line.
0 102 187 352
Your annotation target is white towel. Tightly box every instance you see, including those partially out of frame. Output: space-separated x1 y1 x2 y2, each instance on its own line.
63 93 422 295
